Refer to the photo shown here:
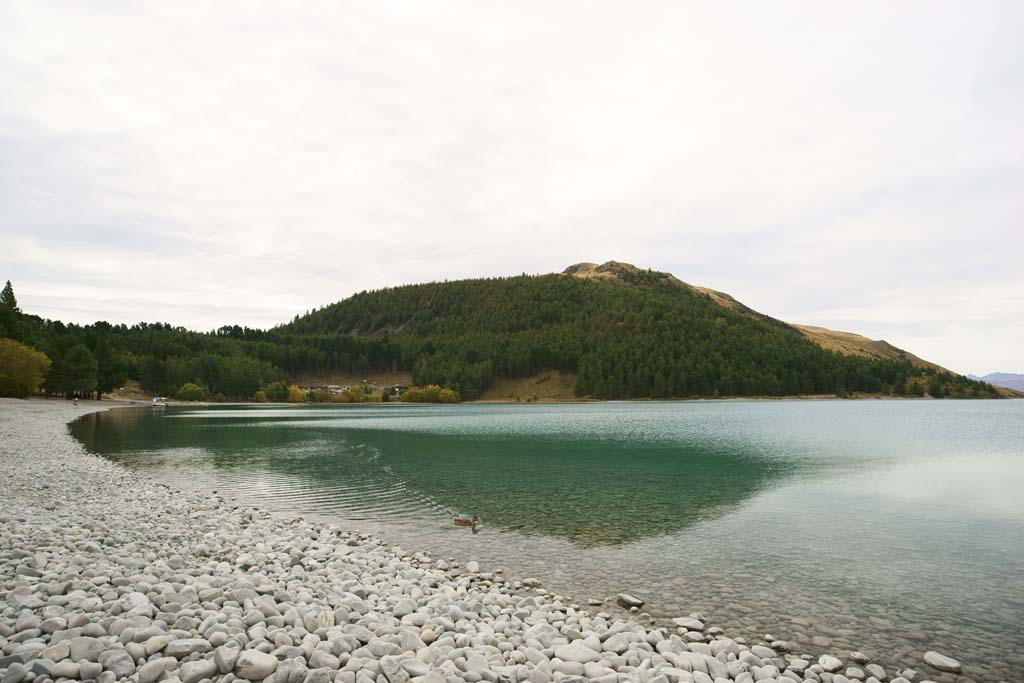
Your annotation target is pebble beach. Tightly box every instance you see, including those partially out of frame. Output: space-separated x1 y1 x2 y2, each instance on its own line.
0 400 984 683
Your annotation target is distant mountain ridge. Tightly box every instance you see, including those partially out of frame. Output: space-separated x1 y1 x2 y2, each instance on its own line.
968 372 1024 392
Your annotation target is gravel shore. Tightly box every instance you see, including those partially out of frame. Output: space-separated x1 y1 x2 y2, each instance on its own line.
0 400 972 683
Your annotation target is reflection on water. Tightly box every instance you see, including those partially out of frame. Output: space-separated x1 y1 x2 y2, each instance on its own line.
72 404 807 545
344 430 801 545
71 401 1024 680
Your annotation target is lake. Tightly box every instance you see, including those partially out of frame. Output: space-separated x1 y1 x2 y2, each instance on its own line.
71 400 1024 679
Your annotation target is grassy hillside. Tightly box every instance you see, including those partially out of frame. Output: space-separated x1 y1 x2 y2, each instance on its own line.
565 261 948 372
793 325 943 370
476 371 580 402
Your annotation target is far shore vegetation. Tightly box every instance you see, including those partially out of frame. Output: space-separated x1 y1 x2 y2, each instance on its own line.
0 273 1005 403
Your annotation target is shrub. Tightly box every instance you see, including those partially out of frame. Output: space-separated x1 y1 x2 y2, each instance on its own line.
401 384 461 403
264 380 289 402
0 339 51 398
286 384 305 402
252 390 266 402
342 385 374 403
175 382 206 401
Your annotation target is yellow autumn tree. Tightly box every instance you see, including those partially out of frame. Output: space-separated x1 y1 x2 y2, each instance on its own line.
401 384 461 403
0 338 51 398
286 384 305 402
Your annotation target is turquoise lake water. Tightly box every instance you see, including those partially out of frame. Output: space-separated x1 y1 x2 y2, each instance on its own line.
71 400 1024 680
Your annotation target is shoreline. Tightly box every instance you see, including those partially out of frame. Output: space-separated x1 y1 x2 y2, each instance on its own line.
90 393 1019 409
1 399 969 683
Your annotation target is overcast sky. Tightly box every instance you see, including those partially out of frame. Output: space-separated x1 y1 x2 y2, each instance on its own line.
2 2 1021 375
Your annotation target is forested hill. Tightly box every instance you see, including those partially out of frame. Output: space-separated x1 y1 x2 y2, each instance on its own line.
279 262 995 399
0 265 1003 401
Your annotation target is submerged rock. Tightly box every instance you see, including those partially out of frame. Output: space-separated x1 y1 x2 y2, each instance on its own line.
923 650 961 673
672 617 704 631
616 593 644 608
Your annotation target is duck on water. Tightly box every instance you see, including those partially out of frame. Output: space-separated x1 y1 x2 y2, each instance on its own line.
454 514 480 532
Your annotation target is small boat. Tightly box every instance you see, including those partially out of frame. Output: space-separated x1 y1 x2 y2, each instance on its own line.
454 515 479 527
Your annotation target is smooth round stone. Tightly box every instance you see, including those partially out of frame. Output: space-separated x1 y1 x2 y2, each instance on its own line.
401 659 429 677
865 663 887 680
464 655 491 673
3 663 28 683
82 623 108 638
52 660 82 679
180 658 218 683
165 638 211 659
819 655 844 673
308 651 340 670
99 649 137 678
41 642 70 662
69 636 106 662
787 660 809 673
15 614 41 632
138 658 171 683
922 651 961 674
554 643 600 664
29 659 55 677
125 642 147 662
80 661 104 679
235 650 279 680
146 636 172 655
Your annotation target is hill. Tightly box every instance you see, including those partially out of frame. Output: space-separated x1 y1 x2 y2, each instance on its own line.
0 266 1003 401
280 262 996 400
968 372 1024 393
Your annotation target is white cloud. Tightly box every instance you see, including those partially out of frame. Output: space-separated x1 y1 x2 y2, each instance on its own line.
2 0 1022 374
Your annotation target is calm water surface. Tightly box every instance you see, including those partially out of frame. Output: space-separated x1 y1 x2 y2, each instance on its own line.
72 401 1024 680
